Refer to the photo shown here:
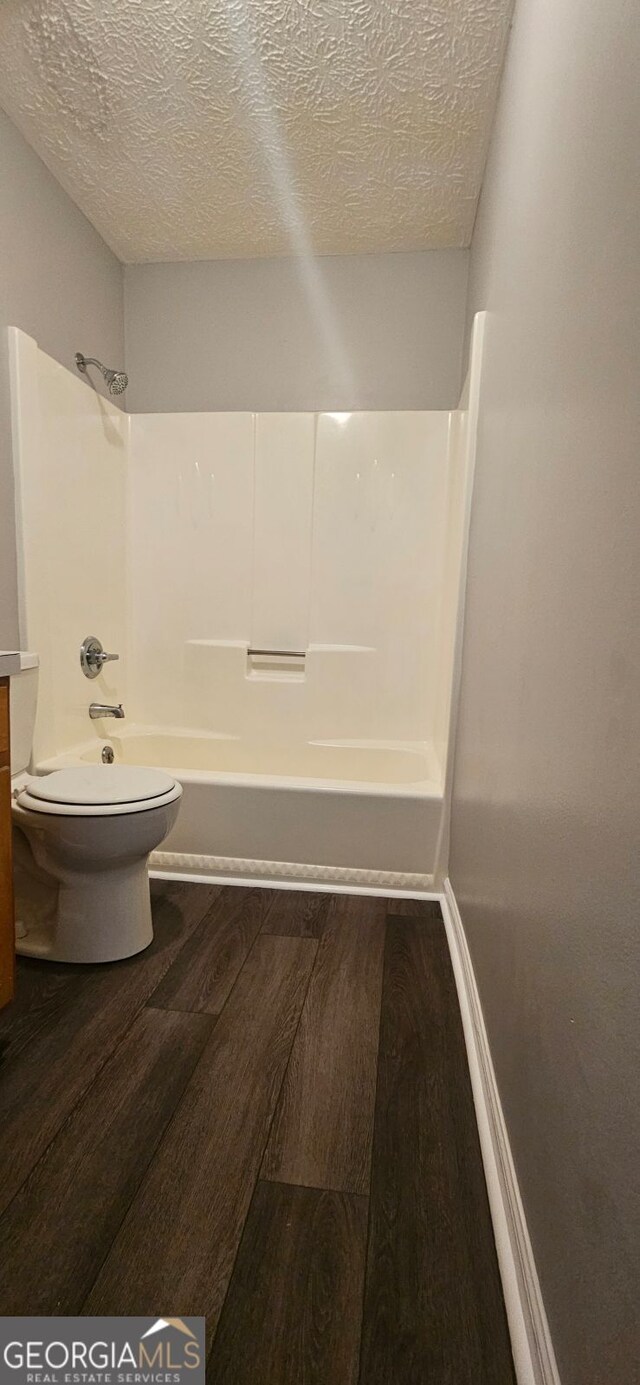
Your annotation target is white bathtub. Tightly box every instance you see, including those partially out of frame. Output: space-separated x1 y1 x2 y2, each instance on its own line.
38 726 443 888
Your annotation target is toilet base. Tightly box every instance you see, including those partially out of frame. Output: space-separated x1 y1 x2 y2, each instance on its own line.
14 856 155 964
12 783 181 965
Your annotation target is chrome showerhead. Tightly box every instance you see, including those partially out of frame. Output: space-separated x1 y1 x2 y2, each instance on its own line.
106 368 128 395
75 352 128 396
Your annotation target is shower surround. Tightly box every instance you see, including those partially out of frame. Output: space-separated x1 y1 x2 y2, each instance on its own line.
9 324 481 888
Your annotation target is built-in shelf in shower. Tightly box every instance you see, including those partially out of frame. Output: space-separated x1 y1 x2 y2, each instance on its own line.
247 648 306 681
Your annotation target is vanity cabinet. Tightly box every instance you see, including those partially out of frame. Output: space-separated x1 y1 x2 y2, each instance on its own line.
0 678 14 1008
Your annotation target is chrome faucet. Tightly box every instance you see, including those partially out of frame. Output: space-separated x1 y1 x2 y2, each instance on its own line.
89 703 125 720
80 636 119 680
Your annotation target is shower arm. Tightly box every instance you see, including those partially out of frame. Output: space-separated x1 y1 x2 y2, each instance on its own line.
75 354 109 381
75 352 128 396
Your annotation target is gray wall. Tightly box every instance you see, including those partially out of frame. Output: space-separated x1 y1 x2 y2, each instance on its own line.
449 1 640 1382
0 108 124 648
124 250 468 413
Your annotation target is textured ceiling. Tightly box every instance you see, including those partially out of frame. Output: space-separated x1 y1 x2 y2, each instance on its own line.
0 0 512 263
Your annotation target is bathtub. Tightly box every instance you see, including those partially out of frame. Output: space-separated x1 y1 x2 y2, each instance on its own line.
38 726 443 888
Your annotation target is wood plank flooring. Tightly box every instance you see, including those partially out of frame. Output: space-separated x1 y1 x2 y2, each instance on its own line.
0 1006 213 1314
149 884 273 1014
0 879 220 1213
209 1181 368 1384
262 894 386 1194
0 881 515 1384
360 913 513 1384
86 935 316 1333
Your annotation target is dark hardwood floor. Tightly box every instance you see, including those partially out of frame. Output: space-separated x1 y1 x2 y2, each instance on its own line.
0 880 515 1384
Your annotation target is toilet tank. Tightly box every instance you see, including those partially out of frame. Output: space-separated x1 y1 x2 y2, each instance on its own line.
9 653 39 774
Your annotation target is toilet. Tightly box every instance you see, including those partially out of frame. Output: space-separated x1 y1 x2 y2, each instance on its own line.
10 654 182 963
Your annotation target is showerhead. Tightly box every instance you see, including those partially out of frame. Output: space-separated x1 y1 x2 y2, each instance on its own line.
75 352 128 396
106 368 128 395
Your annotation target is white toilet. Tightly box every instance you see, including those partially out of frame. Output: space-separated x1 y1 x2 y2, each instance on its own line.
10 655 182 963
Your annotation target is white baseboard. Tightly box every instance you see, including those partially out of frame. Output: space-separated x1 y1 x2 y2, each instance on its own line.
150 849 433 894
149 866 438 900
441 878 561 1385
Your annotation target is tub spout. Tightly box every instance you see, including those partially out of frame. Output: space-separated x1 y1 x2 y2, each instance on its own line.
89 703 125 719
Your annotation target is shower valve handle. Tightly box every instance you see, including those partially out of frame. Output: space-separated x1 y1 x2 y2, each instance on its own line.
80 635 120 680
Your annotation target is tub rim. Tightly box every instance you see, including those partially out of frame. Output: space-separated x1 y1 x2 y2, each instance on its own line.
36 723 444 801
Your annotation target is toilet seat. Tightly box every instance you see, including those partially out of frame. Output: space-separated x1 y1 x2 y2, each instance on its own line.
17 765 182 817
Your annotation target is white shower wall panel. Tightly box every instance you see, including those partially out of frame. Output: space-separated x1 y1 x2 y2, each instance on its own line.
128 412 255 725
311 411 450 740
9 329 128 762
251 413 315 652
128 408 450 747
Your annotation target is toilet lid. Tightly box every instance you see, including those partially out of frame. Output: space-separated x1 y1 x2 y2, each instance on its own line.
26 765 177 807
